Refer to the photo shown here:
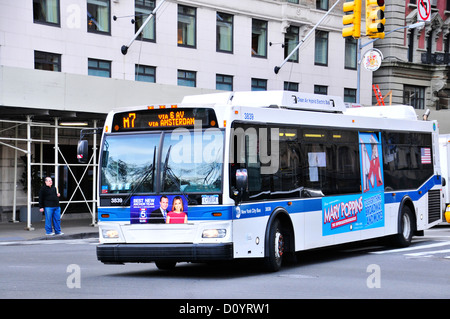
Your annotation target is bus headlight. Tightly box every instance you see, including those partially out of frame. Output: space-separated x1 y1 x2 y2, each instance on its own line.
102 229 119 239
202 229 226 238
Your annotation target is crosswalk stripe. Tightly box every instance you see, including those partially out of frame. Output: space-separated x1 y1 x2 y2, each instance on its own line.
405 249 450 257
370 241 450 255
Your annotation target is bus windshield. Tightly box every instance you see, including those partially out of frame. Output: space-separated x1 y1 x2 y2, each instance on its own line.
100 130 224 195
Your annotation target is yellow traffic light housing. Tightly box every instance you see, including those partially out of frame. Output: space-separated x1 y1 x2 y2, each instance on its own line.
342 0 362 39
366 0 386 39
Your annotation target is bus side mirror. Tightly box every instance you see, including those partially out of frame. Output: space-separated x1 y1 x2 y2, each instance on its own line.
234 169 248 205
77 140 88 164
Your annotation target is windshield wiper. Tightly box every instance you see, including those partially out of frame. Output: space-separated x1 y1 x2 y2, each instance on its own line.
124 146 156 205
203 147 222 185
162 145 194 204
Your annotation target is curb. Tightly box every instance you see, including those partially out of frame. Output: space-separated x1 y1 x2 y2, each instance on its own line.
33 232 99 241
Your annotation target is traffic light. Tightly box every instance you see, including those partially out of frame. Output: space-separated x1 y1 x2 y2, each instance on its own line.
342 0 362 39
366 0 386 39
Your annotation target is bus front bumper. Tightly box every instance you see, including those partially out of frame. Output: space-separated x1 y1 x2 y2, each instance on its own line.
97 243 234 264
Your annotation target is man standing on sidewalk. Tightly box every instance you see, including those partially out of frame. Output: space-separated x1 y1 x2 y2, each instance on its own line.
39 177 64 236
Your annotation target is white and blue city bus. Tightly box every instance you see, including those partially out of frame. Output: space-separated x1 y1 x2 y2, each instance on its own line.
80 91 443 271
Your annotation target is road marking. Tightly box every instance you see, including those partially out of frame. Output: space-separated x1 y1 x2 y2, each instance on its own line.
405 249 450 257
0 238 98 246
278 274 318 279
370 241 450 255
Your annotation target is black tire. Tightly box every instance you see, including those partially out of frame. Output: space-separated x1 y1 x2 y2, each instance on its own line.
391 205 414 247
263 219 284 272
155 261 177 270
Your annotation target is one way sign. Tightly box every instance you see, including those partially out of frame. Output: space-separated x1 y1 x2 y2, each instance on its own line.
418 0 431 22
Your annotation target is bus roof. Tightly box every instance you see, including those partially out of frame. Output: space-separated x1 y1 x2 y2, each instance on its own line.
182 91 346 113
107 91 424 129
344 104 418 121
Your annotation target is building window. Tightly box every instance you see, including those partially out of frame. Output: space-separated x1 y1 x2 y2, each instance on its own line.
34 51 61 72
285 26 299 63
317 0 329 10
284 82 299 92
344 88 357 103
178 70 196 87
217 12 233 53
407 29 415 62
216 74 233 91
136 65 156 83
251 78 267 91
404 85 425 109
345 37 357 69
87 0 110 34
178 5 196 48
135 0 156 42
315 30 328 66
33 0 60 26
88 58 111 77
314 85 327 95
288 0 299 3
252 19 268 58
316 0 328 11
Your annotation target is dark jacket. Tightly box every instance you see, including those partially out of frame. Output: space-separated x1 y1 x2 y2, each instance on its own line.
39 185 60 208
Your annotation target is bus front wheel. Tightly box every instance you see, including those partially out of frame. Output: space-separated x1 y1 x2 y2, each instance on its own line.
263 219 284 272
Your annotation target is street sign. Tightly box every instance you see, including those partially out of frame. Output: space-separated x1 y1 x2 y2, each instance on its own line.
362 48 383 71
418 0 431 22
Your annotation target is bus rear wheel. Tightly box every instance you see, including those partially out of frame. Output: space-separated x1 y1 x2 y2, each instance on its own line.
263 219 284 272
391 205 414 248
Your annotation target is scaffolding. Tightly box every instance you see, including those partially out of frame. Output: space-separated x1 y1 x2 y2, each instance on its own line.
0 116 99 231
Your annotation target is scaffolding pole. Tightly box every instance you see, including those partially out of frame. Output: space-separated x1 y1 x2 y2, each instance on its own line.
12 126 18 222
26 116 33 230
0 117 98 229
92 120 97 226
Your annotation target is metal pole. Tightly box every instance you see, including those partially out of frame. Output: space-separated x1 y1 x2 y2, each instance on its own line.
54 118 59 193
121 0 166 55
92 120 98 226
356 23 425 104
26 116 34 231
274 0 342 74
356 38 362 104
40 127 43 183
12 126 18 222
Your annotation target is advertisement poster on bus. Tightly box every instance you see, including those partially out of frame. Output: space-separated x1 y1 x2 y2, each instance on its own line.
322 132 384 236
130 195 188 224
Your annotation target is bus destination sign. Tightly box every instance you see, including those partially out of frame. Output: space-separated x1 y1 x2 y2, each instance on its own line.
112 108 218 132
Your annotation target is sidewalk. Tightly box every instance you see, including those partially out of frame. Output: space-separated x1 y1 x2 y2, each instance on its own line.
0 218 99 241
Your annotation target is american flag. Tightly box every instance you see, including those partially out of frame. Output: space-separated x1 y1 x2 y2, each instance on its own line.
421 148 431 164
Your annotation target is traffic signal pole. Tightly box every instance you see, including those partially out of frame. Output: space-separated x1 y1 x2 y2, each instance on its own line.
274 0 342 74
356 22 425 103
121 0 167 55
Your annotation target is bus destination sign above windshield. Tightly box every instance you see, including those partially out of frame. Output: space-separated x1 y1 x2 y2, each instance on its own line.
112 108 218 132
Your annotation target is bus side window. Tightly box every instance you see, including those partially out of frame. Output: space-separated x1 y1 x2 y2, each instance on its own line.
382 131 433 191
274 128 301 194
246 133 263 195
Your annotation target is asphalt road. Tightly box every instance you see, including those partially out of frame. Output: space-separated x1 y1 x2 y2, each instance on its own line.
1 226 449 303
